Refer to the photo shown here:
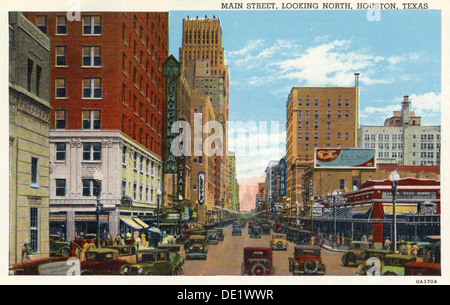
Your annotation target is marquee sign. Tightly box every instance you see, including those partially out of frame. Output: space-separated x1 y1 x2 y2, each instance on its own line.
163 55 181 174
315 148 376 169
198 172 206 204
279 157 287 197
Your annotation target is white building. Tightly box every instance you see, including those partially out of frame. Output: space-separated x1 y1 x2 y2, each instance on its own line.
359 96 440 166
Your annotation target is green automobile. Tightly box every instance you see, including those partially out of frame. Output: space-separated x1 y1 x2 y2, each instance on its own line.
125 249 183 275
157 244 185 267
341 241 373 267
49 235 71 257
381 254 417 276
357 249 392 275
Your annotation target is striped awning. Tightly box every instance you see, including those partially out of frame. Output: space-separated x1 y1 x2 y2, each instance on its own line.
133 217 149 229
120 215 143 229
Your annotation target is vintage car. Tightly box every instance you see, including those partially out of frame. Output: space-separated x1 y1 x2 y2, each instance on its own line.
286 227 314 245
249 225 262 238
49 235 71 257
123 249 183 275
215 228 225 241
70 234 105 256
241 247 274 276
270 234 288 251
80 248 130 275
422 235 441 264
288 245 326 275
261 224 271 235
104 245 137 264
381 254 417 276
185 235 208 260
405 262 441 276
341 241 373 266
357 249 392 275
181 228 207 241
206 230 220 245
11 256 73 275
232 223 243 236
157 244 185 267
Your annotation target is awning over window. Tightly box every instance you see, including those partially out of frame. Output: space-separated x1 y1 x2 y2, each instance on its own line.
120 215 143 229
133 217 149 229
383 204 417 215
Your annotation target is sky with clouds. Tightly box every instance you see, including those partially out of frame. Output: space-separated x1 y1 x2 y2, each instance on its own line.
169 9 441 188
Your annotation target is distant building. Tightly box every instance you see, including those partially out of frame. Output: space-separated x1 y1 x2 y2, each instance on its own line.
359 96 441 166
9 12 51 265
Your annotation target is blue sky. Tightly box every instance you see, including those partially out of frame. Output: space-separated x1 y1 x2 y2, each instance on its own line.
168 10 441 180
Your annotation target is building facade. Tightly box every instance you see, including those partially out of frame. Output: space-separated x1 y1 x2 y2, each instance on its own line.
23 12 169 240
286 80 359 209
359 96 441 166
9 12 52 265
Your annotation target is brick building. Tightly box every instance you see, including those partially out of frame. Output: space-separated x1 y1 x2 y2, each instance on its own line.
23 12 169 240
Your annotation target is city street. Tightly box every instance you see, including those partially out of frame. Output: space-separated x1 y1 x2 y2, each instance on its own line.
182 225 357 276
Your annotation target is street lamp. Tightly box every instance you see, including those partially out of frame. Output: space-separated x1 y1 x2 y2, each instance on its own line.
390 170 401 253
93 170 103 248
156 188 162 229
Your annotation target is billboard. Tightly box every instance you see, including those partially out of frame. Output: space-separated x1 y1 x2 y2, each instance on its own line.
314 148 376 169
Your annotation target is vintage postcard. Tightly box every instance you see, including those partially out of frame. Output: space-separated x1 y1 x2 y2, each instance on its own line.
3 0 448 288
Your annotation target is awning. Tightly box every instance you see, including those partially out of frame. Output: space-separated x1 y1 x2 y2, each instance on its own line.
148 227 161 234
120 215 143 229
133 217 149 229
383 204 417 215
353 204 373 213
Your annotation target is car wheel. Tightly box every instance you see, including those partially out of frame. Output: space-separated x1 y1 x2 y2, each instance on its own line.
304 259 319 274
60 247 70 257
172 268 182 276
250 263 268 276
81 270 94 275
276 241 284 249
383 271 398 276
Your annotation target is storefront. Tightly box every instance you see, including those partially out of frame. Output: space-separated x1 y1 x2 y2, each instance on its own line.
313 177 440 248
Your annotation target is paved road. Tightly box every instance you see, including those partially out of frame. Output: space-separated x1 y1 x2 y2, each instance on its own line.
182 225 357 276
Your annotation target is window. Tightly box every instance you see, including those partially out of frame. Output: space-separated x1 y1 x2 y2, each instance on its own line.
37 15 47 33
30 208 39 253
82 47 102 67
55 179 67 196
122 181 127 197
55 78 67 98
327 99 332 107
27 59 33 92
56 16 67 34
82 143 101 161
122 146 127 165
83 16 102 35
82 179 94 196
340 179 346 190
31 157 39 187
82 110 101 129
83 78 102 98
55 110 66 129
55 143 67 161
35 65 42 97
56 46 67 66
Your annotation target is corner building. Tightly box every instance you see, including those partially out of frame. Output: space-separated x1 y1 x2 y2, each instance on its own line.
23 12 169 240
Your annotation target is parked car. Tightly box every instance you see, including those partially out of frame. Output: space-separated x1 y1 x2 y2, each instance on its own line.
49 235 71 257
123 249 183 275
70 234 105 257
104 245 137 264
11 256 72 275
241 247 274 276
215 228 225 241
288 245 325 275
261 224 271 235
206 230 220 245
286 227 314 245
270 234 288 251
422 235 441 264
341 241 373 266
157 244 185 267
79 248 130 275
232 223 243 236
380 254 417 275
185 235 208 260
357 249 392 275
249 225 262 238
405 262 441 276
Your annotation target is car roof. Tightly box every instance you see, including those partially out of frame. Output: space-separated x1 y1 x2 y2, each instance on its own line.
87 248 119 254
190 235 206 239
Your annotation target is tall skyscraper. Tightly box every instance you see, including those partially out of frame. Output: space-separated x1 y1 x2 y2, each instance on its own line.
285 80 359 207
23 12 169 240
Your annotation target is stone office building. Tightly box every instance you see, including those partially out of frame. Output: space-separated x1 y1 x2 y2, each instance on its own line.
9 12 51 265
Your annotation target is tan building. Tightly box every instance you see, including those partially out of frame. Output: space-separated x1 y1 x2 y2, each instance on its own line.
9 12 51 265
180 16 231 211
286 79 359 208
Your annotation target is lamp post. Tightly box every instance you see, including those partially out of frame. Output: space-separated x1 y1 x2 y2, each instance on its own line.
156 188 162 229
390 171 401 253
93 170 103 248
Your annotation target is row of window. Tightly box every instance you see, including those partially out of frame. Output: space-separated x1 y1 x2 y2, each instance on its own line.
122 146 161 178
298 98 351 108
298 132 350 141
55 142 101 162
363 133 440 142
55 110 101 130
55 78 102 99
56 46 102 67
36 15 102 35
297 110 351 120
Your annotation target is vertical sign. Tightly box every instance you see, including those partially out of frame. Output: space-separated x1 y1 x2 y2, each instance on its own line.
279 157 287 197
163 55 181 174
198 172 206 204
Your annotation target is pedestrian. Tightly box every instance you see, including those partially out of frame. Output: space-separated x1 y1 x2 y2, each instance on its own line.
134 231 142 250
310 235 316 246
384 238 391 251
336 234 341 247
362 235 367 242
412 243 419 256
141 233 148 248
105 233 114 246
21 243 30 262
80 240 96 261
